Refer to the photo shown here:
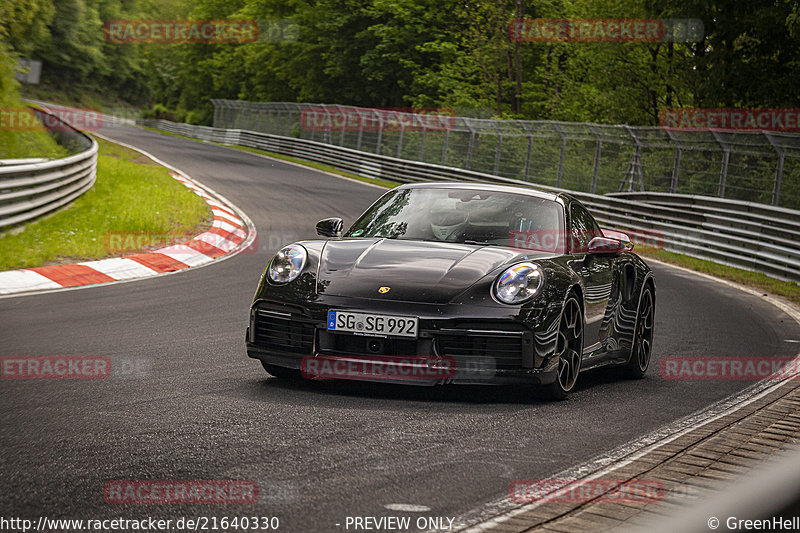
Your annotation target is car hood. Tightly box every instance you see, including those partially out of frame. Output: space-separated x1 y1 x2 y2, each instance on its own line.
316 238 547 303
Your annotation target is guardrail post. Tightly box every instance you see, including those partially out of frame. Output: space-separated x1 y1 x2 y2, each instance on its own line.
765 132 785 206
417 114 427 161
441 116 451 166
280 103 291 137
245 102 252 130
465 119 476 170
375 110 384 155
265 105 273 135
336 105 347 146
518 120 533 182
306 104 317 142
292 103 303 138
622 126 645 192
231 105 239 129
396 111 405 159
664 129 682 193
322 106 334 145
256 103 264 132
491 120 503 175
588 125 602 194
711 131 730 198
553 123 566 188
212 99 220 128
356 108 365 151
229 100 237 130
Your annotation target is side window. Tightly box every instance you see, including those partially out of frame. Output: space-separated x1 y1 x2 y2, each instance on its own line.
570 204 602 253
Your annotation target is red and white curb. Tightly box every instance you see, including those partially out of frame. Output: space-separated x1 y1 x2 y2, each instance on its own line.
0 156 256 297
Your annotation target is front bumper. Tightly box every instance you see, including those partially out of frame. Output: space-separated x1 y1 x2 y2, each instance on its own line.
245 297 560 386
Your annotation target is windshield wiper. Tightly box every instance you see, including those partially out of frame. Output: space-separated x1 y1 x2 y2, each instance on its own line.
463 240 500 246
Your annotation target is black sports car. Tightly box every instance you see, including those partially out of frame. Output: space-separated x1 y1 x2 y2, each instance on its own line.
246 182 655 399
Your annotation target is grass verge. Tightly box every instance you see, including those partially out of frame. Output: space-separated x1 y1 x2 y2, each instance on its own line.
636 245 800 304
0 99 69 159
0 136 211 270
139 123 800 304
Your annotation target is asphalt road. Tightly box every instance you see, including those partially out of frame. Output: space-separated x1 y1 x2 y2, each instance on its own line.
2 124 799 532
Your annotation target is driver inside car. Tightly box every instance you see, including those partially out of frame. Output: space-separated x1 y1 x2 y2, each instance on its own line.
430 206 469 241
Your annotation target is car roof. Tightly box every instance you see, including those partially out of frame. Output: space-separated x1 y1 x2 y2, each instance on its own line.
397 181 563 202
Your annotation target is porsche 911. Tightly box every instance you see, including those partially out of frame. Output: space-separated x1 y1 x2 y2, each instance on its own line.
246 182 655 399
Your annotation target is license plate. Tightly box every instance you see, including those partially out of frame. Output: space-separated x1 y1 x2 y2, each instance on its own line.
327 310 419 338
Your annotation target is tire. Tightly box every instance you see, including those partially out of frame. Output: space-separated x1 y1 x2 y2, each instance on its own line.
261 361 301 379
542 295 584 400
623 286 654 379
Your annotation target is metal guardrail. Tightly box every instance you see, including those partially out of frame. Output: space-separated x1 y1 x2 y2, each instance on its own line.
0 109 98 228
211 100 800 210
138 118 800 282
24 99 138 127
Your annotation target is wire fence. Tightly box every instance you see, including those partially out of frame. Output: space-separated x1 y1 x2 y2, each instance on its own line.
211 99 800 210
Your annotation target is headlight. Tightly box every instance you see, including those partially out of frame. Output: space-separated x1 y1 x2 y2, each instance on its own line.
493 262 544 304
267 244 307 284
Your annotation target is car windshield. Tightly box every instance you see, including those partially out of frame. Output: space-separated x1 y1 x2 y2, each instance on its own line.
345 187 566 253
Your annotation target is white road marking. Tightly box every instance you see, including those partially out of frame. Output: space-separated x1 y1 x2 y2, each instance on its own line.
453 258 800 532
385 504 432 512
214 213 243 228
0 270 62 294
195 232 239 252
212 219 247 237
77 257 159 280
158 245 215 268
0 131 257 299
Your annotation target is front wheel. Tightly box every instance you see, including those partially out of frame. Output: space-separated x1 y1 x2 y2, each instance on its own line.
623 286 654 379
542 295 584 400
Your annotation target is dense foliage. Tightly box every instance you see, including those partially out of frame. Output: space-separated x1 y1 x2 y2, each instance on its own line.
2 0 799 125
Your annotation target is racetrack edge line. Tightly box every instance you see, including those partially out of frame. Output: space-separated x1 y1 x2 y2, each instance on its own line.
452 262 800 532
0 132 258 299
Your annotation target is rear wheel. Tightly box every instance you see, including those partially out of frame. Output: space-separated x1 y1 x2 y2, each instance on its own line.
261 361 301 379
542 295 583 400
624 286 654 379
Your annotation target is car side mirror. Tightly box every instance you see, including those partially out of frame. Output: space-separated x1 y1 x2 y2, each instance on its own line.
601 229 634 251
587 236 626 255
316 217 344 238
